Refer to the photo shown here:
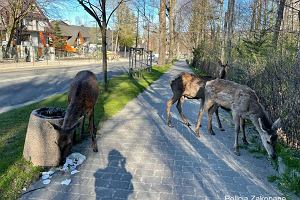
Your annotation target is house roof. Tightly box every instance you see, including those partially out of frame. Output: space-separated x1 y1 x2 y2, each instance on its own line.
51 21 91 45
27 4 48 21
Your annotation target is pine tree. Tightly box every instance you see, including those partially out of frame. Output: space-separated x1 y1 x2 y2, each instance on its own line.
52 22 65 51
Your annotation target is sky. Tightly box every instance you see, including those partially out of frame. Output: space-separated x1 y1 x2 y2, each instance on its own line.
43 0 95 26
43 0 160 28
42 0 238 28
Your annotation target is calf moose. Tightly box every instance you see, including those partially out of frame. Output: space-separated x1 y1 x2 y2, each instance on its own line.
166 60 228 129
50 70 99 162
196 79 281 159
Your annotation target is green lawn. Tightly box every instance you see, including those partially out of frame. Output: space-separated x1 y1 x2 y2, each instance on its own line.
0 64 170 199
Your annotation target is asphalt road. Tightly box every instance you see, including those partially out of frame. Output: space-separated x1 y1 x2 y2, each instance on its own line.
0 61 129 113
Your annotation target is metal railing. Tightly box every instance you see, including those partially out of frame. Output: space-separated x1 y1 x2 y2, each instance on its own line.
128 47 153 78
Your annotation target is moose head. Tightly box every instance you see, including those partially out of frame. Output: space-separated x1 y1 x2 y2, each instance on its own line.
50 116 83 163
217 59 229 79
258 118 281 159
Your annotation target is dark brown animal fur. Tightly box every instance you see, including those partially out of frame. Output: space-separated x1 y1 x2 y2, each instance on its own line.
51 70 99 162
166 61 228 133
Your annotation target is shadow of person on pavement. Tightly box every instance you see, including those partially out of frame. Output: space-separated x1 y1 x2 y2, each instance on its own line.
94 149 134 199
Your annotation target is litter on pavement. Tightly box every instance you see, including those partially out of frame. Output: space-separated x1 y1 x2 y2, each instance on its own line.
42 179 51 185
61 153 86 172
61 179 71 185
40 153 86 185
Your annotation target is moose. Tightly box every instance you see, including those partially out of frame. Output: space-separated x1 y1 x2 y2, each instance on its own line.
196 79 281 159
166 60 228 129
50 70 99 162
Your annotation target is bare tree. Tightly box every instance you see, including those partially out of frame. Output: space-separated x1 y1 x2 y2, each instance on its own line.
158 0 166 65
272 0 286 47
168 0 176 61
226 0 235 63
0 0 35 57
250 0 257 31
77 0 125 91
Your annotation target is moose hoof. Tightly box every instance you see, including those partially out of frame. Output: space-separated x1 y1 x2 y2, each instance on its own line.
194 131 200 138
92 144 98 152
209 131 215 135
182 121 190 127
167 123 174 128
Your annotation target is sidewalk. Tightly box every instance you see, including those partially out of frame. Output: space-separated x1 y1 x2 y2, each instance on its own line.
22 61 283 200
0 58 128 73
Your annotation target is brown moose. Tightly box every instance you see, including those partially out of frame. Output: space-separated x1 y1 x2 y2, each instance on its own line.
196 79 281 159
50 70 99 162
166 60 228 130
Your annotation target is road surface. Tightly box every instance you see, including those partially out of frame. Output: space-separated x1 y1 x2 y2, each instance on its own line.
0 61 128 113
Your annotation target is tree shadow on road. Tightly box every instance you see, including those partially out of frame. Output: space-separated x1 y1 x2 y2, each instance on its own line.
94 149 134 199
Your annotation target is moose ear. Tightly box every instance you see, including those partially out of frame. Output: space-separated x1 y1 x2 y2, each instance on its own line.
271 118 281 130
49 122 62 131
258 118 267 132
225 61 229 67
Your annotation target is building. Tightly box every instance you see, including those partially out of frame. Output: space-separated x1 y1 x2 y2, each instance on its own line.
0 0 51 60
51 21 116 55
50 21 91 53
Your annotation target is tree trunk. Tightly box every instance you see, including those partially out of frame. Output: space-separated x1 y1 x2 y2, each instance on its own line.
226 0 235 63
263 0 268 29
111 30 114 52
256 0 262 30
222 11 227 62
5 26 16 57
101 27 108 91
273 0 286 48
115 30 119 54
168 0 176 61
269 0 275 28
250 0 257 31
158 0 166 65
100 0 108 91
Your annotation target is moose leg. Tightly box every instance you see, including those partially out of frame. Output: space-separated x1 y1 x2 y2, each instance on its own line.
195 99 205 137
176 96 190 126
208 104 218 135
88 108 98 152
80 115 86 141
215 107 225 131
166 94 180 127
240 118 249 145
195 99 214 137
233 112 241 156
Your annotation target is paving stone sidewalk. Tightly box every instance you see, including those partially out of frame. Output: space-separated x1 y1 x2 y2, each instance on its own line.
22 61 284 200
